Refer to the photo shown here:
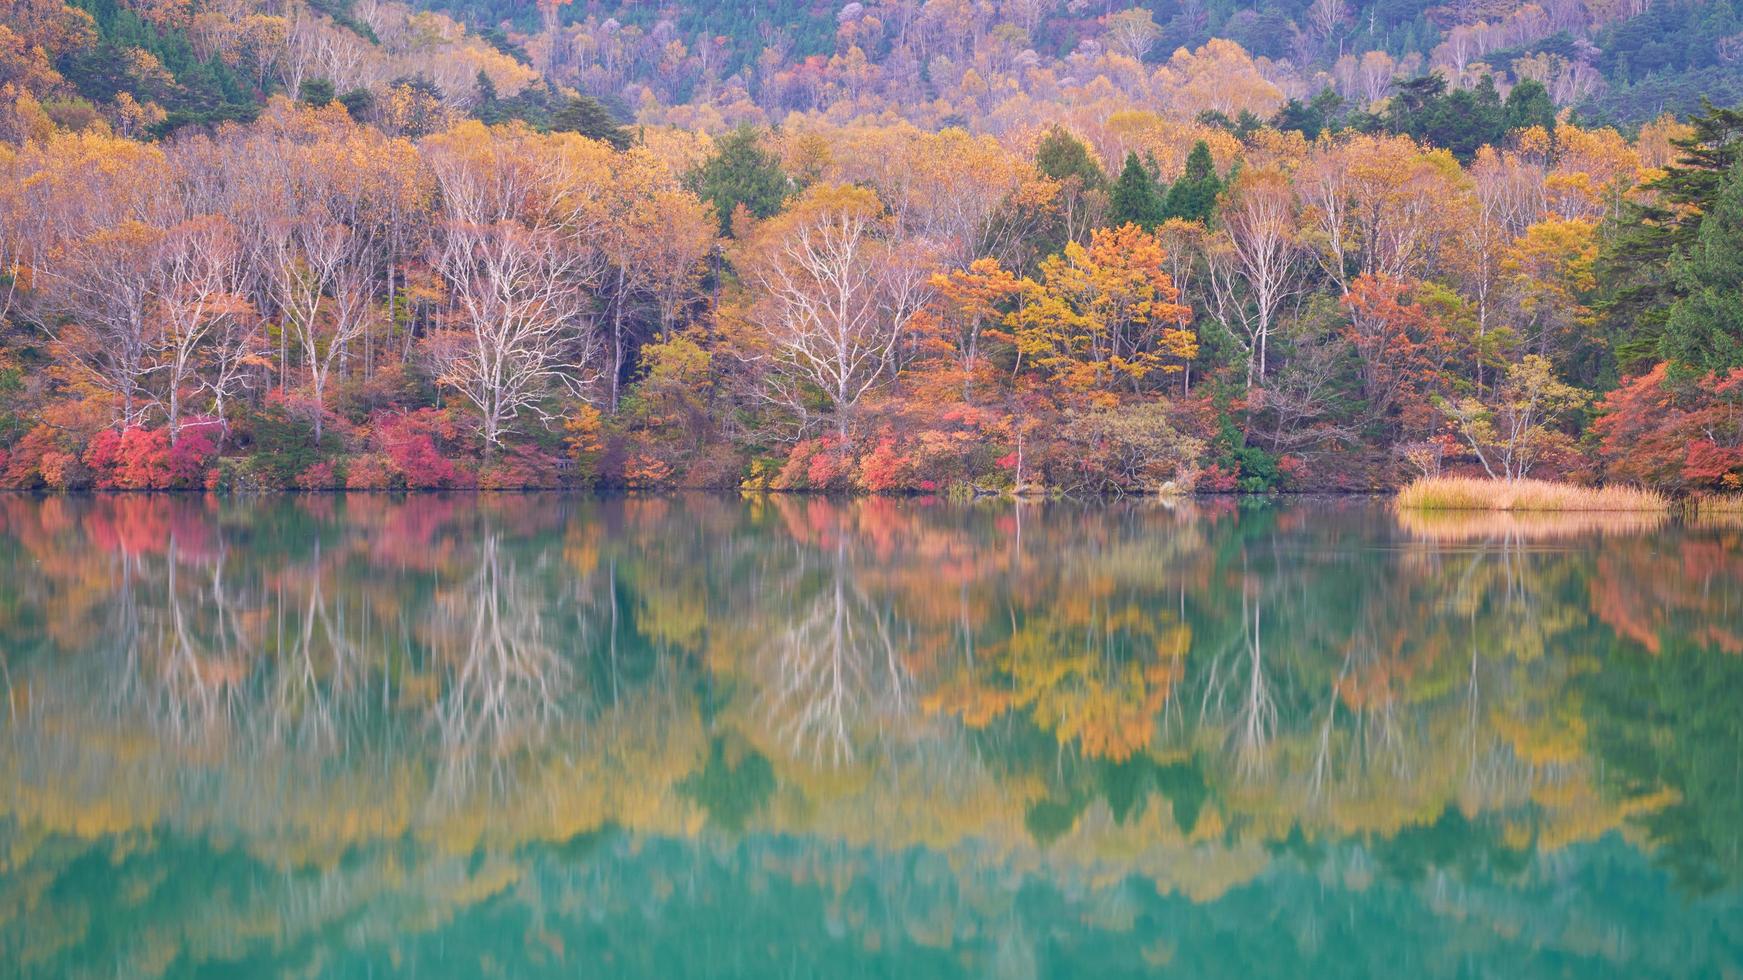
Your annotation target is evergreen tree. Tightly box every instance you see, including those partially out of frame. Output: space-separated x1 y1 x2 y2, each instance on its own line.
1163 141 1221 224
298 77 336 106
1662 162 1743 373
1109 152 1165 229
1596 101 1743 372
551 93 631 149
1272 98 1322 140
337 88 374 120
687 125 791 236
1035 125 1107 190
1504 79 1557 133
1381 74 1506 162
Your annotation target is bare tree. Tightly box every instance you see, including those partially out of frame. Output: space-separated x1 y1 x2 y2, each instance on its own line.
150 215 254 435
740 189 934 439
264 217 375 440
429 220 601 447
1204 169 1303 386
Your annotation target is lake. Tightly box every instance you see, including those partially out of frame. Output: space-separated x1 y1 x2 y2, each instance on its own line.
0 493 1739 978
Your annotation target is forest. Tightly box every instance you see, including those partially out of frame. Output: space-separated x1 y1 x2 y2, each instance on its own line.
2 0 1743 494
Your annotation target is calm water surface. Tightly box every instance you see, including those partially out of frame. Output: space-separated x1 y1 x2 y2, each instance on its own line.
0 494 1740 978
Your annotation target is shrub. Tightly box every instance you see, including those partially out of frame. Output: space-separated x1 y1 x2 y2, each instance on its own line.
479 447 565 489
293 460 341 490
772 437 855 491
855 433 913 492
344 454 399 490
3 425 61 488
37 450 89 490
84 421 221 490
236 402 328 489
1054 402 1205 494
376 409 463 489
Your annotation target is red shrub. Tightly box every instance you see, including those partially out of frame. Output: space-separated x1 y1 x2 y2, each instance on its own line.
293 460 339 490
855 433 913 492
1198 463 1239 493
376 410 462 489
479 447 565 489
84 421 220 490
3 425 61 488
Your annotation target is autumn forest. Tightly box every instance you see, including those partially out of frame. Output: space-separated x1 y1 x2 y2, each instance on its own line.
3 0 1743 494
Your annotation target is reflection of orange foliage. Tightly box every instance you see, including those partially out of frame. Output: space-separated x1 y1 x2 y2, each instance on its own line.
1589 531 1743 656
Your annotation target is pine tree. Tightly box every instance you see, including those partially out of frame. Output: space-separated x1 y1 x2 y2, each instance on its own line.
551 93 631 150
1035 125 1107 190
1163 141 1221 224
1109 152 1165 230
1596 101 1743 373
687 125 791 236
1663 162 1743 373
1503 80 1556 134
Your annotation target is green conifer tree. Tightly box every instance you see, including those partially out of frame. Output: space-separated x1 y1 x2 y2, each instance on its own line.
1163 141 1221 224
686 125 791 236
1109 151 1165 230
1663 162 1743 372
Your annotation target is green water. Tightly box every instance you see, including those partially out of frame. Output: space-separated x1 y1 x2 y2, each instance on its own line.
0 494 1739 978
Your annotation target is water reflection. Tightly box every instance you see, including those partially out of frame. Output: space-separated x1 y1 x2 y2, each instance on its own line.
0 493 1740 977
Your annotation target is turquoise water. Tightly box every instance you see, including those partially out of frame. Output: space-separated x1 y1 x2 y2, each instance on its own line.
0 494 1739 977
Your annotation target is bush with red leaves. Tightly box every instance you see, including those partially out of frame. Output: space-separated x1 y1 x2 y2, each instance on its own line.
83 420 222 490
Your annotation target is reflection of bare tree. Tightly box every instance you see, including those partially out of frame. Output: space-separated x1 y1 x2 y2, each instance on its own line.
1231 596 1277 774
757 541 913 766
429 534 574 794
1195 591 1280 775
129 547 251 743
262 544 365 753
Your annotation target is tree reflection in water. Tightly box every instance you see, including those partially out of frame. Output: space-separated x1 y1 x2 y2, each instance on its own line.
0 493 1739 976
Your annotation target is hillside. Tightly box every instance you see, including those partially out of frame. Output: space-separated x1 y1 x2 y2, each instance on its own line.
422 0 1743 128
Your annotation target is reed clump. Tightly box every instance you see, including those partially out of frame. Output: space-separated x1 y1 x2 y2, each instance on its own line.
1396 476 1670 512
1692 494 1743 515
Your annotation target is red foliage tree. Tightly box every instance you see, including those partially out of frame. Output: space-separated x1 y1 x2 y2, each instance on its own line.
1594 363 1743 492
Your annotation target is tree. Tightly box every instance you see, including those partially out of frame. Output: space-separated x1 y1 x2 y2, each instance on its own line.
1442 355 1589 481
297 77 335 106
1035 126 1106 192
1341 275 1452 441
734 184 933 439
688 125 789 236
1205 167 1304 386
1595 101 1743 372
1594 363 1743 491
1163 141 1221 224
264 217 375 442
1102 8 1161 61
1033 125 1108 254
1503 217 1599 377
550 93 630 150
1009 223 1195 394
1108 152 1165 231
1504 80 1556 134
1662 162 1743 374
429 220 602 448
150 215 254 436
928 257 1022 401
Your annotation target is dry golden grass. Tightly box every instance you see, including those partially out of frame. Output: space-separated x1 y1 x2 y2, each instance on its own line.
1693 494 1743 515
1396 476 1670 512
1395 508 1669 542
